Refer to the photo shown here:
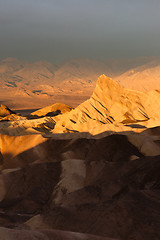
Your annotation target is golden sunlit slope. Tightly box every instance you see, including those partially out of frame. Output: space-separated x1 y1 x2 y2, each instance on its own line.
0 74 160 136
114 59 160 91
0 104 15 117
0 75 160 166
52 75 160 134
30 103 73 117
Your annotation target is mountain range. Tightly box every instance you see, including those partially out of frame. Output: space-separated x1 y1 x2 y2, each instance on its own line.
0 56 160 110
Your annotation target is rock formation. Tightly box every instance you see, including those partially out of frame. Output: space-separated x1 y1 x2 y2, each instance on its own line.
52 75 160 134
30 103 72 117
0 104 15 117
0 74 159 240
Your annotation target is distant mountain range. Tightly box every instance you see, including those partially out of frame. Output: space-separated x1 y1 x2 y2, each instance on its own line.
0 56 160 110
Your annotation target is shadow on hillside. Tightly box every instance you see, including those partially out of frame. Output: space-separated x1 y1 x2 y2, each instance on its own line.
1 132 144 170
0 131 159 239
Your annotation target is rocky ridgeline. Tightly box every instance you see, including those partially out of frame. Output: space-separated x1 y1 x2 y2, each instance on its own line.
0 75 160 136
0 75 159 240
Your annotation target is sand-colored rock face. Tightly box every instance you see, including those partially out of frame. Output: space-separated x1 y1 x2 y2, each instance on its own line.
0 134 46 169
30 103 72 117
52 75 160 134
0 104 15 117
0 74 159 240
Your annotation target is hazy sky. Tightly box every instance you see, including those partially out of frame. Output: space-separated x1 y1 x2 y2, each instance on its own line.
0 0 160 63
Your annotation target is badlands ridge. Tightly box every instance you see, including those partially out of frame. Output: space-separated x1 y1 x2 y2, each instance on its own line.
0 75 159 240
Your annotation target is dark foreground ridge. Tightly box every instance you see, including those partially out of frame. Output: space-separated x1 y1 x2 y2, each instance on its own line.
0 133 159 240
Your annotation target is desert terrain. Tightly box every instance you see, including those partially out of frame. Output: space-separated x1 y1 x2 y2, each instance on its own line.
1 57 160 110
0 69 159 240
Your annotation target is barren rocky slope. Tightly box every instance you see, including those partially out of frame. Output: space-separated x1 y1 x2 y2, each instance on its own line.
115 58 160 91
52 74 160 135
0 74 160 137
30 103 73 117
0 75 159 240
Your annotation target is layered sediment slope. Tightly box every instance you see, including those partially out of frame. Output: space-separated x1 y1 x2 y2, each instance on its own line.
52 74 160 134
0 75 159 240
30 102 73 117
0 75 160 136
